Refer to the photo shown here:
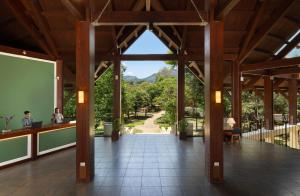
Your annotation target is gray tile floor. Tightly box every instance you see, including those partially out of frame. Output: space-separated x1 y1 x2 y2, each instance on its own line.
1 135 300 196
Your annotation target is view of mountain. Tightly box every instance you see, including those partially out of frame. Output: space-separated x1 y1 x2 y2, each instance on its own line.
124 68 176 83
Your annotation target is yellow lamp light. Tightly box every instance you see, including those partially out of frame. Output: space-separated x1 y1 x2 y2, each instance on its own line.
215 91 221 103
78 91 84 103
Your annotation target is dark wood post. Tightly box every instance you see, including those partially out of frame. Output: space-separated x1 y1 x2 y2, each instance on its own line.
177 57 185 130
232 60 241 128
76 21 95 182
264 76 274 130
288 77 297 124
204 17 224 182
56 60 63 112
113 56 121 121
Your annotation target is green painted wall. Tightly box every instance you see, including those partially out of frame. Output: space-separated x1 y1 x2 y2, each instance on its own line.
39 127 76 152
0 53 55 130
0 136 28 163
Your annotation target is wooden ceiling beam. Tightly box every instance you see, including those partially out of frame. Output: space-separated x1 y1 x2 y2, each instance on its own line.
274 31 300 59
216 0 241 20
25 0 59 58
4 0 53 57
146 0 151 11
92 11 207 26
270 66 300 76
273 78 285 90
238 0 267 64
60 0 84 20
238 0 295 64
268 33 288 44
241 56 300 72
243 76 261 90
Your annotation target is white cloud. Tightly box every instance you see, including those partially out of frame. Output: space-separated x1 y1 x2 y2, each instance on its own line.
126 71 134 76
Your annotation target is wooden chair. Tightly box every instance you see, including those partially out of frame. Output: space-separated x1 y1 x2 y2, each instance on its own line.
231 128 241 143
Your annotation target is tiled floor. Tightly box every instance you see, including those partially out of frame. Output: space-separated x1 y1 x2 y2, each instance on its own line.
1 135 300 196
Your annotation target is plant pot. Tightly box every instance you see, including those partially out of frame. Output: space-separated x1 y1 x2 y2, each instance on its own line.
179 132 187 140
104 122 112 136
111 131 119 141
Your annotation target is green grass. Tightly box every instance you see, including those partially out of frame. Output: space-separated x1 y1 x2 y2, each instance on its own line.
125 119 146 128
95 128 104 136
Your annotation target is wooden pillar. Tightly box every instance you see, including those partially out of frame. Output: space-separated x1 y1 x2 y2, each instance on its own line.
264 76 273 130
204 19 224 182
56 60 63 112
288 78 297 124
177 57 185 125
76 21 95 182
232 61 241 128
113 57 121 121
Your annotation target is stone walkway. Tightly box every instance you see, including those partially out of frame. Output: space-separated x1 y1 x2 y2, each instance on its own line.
135 111 165 133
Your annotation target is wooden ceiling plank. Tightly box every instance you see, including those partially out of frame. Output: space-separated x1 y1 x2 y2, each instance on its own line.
217 0 241 20
241 56 300 72
243 76 261 89
270 67 300 76
274 32 300 59
93 11 207 26
146 0 151 11
4 0 53 57
60 0 84 20
239 0 295 64
238 0 268 64
25 0 59 58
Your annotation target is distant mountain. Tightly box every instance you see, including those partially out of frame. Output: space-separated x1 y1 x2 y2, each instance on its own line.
124 68 177 83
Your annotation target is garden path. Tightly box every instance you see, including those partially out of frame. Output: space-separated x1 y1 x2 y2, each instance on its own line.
135 111 165 133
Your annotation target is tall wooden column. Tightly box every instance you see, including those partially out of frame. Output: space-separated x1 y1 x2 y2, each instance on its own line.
177 57 185 127
56 60 63 112
232 61 241 128
113 57 121 121
264 76 273 130
76 21 95 182
288 78 297 124
204 19 224 183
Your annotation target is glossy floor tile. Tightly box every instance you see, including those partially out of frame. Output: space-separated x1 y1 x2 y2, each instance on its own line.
1 135 300 196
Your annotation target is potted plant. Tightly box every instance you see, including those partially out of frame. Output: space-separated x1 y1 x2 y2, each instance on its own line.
178 118 188 140
103 113 113 136
0 115 14 133
112 118 121 141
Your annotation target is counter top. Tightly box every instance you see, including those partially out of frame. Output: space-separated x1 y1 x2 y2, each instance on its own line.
0 123 76 139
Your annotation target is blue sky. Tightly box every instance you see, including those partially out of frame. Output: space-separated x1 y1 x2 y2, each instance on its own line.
123 30 170 78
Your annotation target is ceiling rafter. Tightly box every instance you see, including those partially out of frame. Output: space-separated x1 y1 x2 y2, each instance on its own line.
60 0 84 20
4 0 54 57
216 0 241 20
238 0 268 64
24 0 59 59
239 0 295 64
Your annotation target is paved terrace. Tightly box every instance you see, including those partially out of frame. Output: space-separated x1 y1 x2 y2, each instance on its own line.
1 135 300 196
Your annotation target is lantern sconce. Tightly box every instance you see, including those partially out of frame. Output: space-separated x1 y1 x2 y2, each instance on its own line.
215 91 221 104
78 91 84 103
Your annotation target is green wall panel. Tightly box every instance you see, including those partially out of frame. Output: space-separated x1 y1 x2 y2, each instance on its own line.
0 53 55 130
0 136 28 163
39 127 76 152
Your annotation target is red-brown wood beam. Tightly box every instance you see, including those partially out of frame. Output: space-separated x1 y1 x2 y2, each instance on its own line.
270 66 300 76
204 0 224 181
238 0 295 64
216 0 241 20
274 32 300 59
25 0 59 58
76 21 95 182
232 60 241 128
243 76 261 90
264 76 274 130
4 0 53 57
238 0 268 64
56 60 64 112
177 57 185 124
288 78 297 124
113 57 121 121
273 78 285 90
241 56 300 72
92 11 208 26
60 0 84 20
